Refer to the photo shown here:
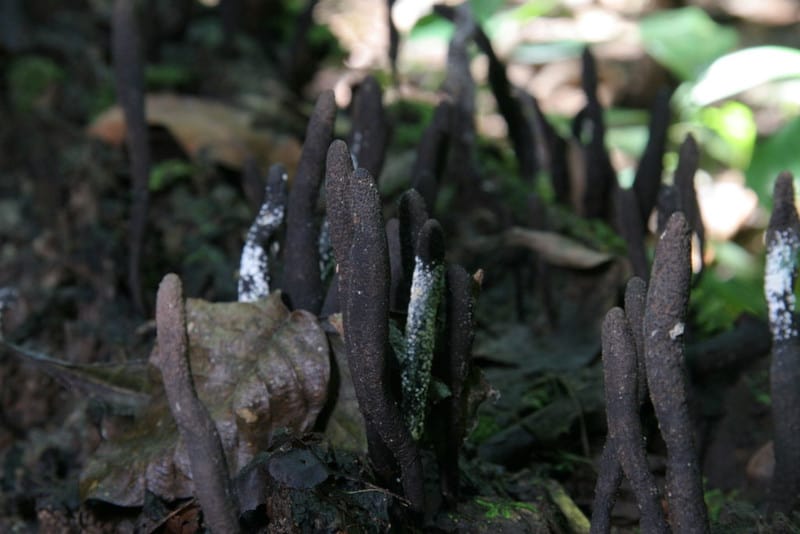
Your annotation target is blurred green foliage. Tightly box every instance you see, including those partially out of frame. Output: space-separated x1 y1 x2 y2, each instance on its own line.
640 7 737 81
6 55 64 112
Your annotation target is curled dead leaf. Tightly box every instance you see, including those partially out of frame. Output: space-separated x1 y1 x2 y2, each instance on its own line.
80 292 330 507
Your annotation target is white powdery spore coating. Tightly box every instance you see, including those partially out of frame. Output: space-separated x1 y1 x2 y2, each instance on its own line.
765 229 800 342
401 256 443 439
238 241 270 302
237 197 285 302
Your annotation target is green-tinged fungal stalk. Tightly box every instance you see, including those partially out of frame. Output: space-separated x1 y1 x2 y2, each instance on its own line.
237 164 287 302
401 219 445 440
765 172 800 515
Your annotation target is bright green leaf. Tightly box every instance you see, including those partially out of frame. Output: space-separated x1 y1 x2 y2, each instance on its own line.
469 0 505 23
408 13 453 43
698 101 756 169
149 159 195 192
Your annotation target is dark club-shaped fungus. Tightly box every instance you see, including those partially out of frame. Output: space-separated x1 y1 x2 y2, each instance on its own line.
396 189 430 312
644 212 709 533
577 48 615 220
591 278 665 534
348 75 389 179
152 274 240 533
632 88 671 225
411 101 451 212
765 172 800 515
283 90 337 314
433 264 477 502
326 147 425 513
112 0 151 315
598 307 668 534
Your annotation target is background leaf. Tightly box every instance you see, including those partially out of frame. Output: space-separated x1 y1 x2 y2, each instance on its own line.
640 7 737 81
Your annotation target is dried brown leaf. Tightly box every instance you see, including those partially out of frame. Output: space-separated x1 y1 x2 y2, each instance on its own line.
87 94 302 171
80 292 329 507
503 227 614 269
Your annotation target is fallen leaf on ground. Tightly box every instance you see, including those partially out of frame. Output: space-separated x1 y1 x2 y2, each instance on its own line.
87 93 302 171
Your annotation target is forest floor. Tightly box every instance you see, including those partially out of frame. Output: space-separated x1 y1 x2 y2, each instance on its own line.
1 0 800 532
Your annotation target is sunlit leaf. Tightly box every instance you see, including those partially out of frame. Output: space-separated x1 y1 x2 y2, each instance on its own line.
690 46 800 106
408 13 453 43
698 101 756 169
640 7 737 81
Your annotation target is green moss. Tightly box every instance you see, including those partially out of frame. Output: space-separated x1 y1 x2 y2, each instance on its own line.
474 497 539 520
6 55 65 112
468 413 501 445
